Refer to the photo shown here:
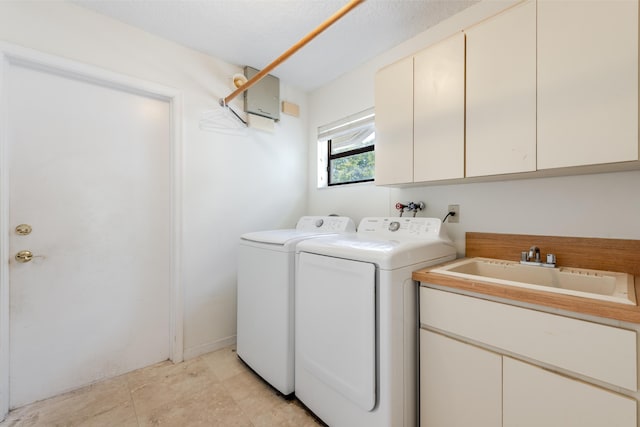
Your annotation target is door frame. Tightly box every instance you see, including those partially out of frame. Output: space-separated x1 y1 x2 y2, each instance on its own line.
0 42 185 418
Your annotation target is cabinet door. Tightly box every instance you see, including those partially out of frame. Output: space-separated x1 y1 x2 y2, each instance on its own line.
466 0 536 177
374 56 413 185
504 357 637 427
414 32 465 182
537 0 639 169
420 329 501 427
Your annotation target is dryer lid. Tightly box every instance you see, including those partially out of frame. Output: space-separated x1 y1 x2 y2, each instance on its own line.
297 234 456 269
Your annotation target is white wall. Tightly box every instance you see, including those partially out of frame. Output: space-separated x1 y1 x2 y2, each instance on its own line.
388 171 640 256
308 0 640 254
0 1 308 359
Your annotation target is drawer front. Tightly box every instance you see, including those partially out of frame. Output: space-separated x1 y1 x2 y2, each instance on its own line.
420 286 637 390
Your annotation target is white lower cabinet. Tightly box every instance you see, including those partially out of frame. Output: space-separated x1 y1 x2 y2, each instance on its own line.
419 286 638 427
503 357 636 427
420 329 501 427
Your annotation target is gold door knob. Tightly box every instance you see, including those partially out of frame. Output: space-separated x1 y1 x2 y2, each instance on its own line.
15 224 32 235
15 250 34 263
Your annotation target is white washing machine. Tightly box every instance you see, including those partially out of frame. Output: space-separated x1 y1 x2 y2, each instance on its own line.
236 216 356 396
295 217 456 426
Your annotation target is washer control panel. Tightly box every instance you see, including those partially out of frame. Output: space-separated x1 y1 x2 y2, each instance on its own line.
358 217 444 238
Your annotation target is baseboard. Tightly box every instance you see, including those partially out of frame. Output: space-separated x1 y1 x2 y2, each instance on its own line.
183 335 237 360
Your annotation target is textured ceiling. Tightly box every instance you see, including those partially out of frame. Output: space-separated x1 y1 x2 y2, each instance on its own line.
73 0 479 91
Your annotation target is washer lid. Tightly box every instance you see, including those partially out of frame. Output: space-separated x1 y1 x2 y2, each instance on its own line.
241 229 333 246
240 216 356 248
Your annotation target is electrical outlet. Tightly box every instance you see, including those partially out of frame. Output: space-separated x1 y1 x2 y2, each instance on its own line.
447 204 460 223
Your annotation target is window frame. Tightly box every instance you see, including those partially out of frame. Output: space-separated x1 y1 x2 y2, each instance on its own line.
317 107 375 188
326 139 375 186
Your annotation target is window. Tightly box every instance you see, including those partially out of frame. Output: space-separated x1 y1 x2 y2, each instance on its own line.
317 108 375 187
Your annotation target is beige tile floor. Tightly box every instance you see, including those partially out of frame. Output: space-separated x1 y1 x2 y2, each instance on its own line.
0 346 324 427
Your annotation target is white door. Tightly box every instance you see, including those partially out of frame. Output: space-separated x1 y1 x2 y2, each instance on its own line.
6 60 171 408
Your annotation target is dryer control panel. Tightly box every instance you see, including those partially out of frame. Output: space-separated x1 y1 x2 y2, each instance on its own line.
296 216 356 233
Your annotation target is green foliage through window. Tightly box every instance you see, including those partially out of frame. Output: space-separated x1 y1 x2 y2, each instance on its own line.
328 142 375 185
319 108 375 187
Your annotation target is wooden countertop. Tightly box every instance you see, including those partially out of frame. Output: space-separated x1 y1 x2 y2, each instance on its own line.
414 232 640 324
413 260 640 324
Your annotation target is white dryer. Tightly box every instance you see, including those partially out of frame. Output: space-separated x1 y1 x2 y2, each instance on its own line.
295 217 456 426
236 216 355 396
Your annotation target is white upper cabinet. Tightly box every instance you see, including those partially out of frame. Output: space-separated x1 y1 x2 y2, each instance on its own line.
374 56 413 185
537 0 639 169
375 33 464 185
414 32 465 182
465 1 536 177
375 0 640 186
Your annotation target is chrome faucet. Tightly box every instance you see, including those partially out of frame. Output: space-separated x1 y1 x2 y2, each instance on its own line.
520 245 556 268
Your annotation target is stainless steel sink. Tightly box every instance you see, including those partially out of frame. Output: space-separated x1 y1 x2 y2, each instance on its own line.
431 257 636 305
